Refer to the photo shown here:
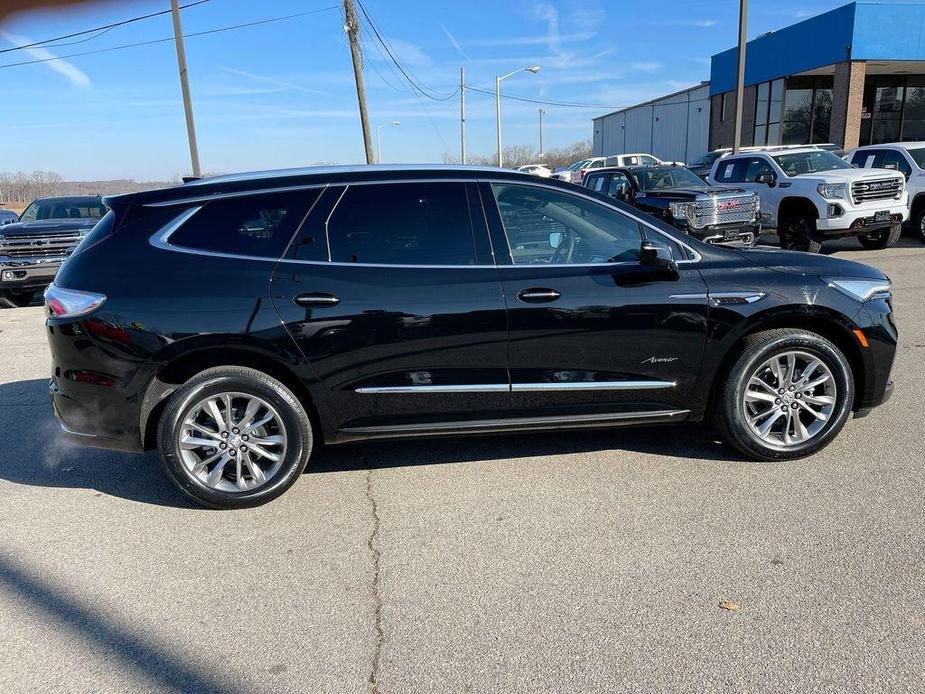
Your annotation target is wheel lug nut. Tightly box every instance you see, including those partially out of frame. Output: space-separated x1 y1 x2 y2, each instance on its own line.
775 398 780 404
781 406 787 412
221 432 228 438
778 389 785 394
232 428 239 434
229 449 236 456
788 386 794 391
791 403 798 409
219 443 226 449
796 393 802 399
240 446 247 452
242 435 249 441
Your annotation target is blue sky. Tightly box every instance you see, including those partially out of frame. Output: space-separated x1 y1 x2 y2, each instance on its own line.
0 0 849 180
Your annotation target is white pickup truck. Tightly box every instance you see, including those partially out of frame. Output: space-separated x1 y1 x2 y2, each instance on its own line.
843 141 925 243
708 147 907 252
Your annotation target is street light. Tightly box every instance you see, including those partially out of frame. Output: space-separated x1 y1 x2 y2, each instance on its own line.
495 65 540 167
376 120 400 164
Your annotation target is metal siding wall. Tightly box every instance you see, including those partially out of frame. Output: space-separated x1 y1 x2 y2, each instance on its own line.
686 91 710 161
625 106 654 154
593 118 604 155
653 101 687 161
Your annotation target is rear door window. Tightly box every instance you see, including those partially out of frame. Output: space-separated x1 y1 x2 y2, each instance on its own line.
851 150 883 169
169 190 320 258
881 150 912 177
326 182 477 265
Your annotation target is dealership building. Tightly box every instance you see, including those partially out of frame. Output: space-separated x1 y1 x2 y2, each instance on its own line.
593 0 925 162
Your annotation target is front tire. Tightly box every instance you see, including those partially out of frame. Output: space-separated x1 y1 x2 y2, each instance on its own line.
713 330 854 461
778 216 823 253
857 223 902 250
0 288 36 308
157 366 312 509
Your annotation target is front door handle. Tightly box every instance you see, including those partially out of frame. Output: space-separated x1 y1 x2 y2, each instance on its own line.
294 292 340 307
517 288 561 303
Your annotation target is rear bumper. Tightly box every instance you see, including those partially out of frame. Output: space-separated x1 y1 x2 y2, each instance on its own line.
50 376 144 452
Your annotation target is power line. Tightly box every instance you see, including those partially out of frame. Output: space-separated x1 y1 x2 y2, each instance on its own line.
466 85 626 110
0 6 340 71
354 0 458 102
0 0 211 55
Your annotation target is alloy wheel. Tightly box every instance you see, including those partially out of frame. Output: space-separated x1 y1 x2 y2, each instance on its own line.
742 350 837 448
177 391 288 492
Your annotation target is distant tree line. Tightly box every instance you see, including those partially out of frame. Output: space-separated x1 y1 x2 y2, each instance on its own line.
443 139 593 170
0 171 180 209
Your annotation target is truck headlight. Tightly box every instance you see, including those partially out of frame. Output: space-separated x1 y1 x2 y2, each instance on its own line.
669 201 698 225
823 277 892 302
817 183 848 200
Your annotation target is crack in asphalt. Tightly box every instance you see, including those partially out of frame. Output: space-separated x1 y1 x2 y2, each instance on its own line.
364 462 384 694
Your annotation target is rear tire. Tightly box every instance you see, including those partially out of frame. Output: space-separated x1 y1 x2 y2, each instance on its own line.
156 366 312 509
913 206 925 243
0 289 36 308
778 216 823 253
713 329 854 461
857 223 902 250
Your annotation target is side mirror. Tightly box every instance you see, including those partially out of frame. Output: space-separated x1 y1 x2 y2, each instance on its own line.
755 171 777 187
640 240 679 274
548 231 563 249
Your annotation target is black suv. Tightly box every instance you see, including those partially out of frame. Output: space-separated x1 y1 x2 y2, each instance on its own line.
585 165 760 246
46 166 897 508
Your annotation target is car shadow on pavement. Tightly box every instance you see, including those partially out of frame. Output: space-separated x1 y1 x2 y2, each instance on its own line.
0 378 196 509
0 378 740 506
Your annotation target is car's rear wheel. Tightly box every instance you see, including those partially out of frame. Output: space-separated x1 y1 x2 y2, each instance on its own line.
778 216 823 253
915 207 925 243
857 223 902 250
157 366 312 508
713 329 854 461
0 289 36 308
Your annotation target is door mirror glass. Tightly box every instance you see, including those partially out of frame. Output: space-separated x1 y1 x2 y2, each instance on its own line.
756 171 777 186
548 231 563 249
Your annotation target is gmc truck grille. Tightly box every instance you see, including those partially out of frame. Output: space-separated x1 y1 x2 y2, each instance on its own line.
0 232 82 259
851 178 903 206
694 195 757 227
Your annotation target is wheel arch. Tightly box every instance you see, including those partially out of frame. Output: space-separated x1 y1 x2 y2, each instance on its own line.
140 345 327 451
778 195 820 222
700 306 867 420
910 191 925 221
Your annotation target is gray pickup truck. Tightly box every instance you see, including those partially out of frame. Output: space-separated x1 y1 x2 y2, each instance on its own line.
0 196 107 308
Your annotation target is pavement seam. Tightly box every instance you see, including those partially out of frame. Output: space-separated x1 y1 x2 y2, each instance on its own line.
364 463 384 694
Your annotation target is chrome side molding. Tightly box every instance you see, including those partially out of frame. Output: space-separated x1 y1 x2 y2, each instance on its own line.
356 380 676 394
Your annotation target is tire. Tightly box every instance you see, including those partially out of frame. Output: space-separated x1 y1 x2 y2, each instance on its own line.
857 223 902 250
713 329 854 461
913 206 925 244
778 216 823 253
0 288 36 308
156 366 312 509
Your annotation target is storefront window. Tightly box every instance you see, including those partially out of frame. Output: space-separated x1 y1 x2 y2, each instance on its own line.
781 77 832 145
782 88 812 143
753 79 784 146
902 77 925 141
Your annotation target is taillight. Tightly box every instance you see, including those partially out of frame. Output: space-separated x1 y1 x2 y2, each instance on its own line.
44 283 106 319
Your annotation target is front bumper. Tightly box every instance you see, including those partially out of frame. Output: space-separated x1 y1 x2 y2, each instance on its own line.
815 202 907 236
688 222 759 247
0 258 63 289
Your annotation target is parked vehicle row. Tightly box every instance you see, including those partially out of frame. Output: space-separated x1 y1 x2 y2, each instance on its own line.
0 196 107 308
46 165 896 508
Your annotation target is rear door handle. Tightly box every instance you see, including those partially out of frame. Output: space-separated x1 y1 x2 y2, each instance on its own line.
517 288 561 303
294 292 340 307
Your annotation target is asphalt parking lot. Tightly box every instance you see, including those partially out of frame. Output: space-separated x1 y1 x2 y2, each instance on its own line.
1 235 923 693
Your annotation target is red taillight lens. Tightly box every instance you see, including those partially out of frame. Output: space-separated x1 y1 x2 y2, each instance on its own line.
44 284 106 319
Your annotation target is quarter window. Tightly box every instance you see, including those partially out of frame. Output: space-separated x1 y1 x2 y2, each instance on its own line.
170 191 319 258
326 183 476 265
491 183 643 265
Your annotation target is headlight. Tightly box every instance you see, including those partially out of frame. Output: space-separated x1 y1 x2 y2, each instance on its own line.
669 201 698 225
817 183 848 200
823 277 892 302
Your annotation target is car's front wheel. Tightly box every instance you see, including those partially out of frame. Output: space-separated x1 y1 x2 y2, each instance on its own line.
714 329 854 461
157 366 312 508
857 223 902 250
778 216 823 253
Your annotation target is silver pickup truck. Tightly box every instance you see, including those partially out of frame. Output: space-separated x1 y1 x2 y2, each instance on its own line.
0 196 107 308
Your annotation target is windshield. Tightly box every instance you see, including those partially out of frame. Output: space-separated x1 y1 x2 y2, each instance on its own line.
907 147 925 169
634 167 708 191
772 150 852 176
692 152 720 166
19 200 106 223
568 159 591 171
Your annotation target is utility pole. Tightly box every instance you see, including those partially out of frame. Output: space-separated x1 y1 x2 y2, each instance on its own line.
538 108 546 159
460 67 466 164
170 0 201 177
344 0 374 164
733 0 748 154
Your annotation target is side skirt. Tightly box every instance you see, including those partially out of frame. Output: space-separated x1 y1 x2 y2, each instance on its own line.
332 409 691 444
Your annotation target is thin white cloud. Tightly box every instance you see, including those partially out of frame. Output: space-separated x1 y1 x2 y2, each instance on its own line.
441 25 471 62
218 65 327 95
464 31 595 48
2 31 90 87
631 62 663 74
530 2 563 55
571 8 606 33
382 38 433 69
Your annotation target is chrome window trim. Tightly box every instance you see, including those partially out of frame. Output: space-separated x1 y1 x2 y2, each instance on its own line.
148 175 703 267
669 291 766 305
356 380 675 394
